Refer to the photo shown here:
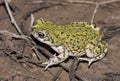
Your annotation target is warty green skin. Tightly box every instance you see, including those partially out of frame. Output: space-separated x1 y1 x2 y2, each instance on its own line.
32 19 108 70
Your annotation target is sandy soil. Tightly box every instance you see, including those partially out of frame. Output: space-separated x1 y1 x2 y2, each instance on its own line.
0 0 120 81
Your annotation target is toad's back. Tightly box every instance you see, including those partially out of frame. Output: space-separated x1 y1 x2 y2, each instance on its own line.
33 19 101 53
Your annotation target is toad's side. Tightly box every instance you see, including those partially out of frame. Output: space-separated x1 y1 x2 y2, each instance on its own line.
32 19 108 70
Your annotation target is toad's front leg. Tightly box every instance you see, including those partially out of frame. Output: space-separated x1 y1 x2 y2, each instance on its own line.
42 46 70 70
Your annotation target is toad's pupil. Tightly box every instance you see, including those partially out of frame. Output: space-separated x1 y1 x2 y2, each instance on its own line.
38 32 45 38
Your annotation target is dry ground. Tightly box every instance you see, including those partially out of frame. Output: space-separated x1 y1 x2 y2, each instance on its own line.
0 0 120 81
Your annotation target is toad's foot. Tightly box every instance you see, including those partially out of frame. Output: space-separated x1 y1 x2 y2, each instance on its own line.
42 52 70 70
42 61 56 70
42 53 69 70
42 55 60 70
78 53 106 67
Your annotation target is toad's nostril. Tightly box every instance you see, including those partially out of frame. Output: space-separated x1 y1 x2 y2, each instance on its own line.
94 25 96 28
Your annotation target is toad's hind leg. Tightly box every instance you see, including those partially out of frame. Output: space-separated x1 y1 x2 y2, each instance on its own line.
42 46 70 70
79 53 105 67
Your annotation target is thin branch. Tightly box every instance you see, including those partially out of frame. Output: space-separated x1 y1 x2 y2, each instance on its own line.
30 0 96 5
52 68 63 81
60 63 83 81
0 30 24 39
91 4 99 24
29 0 43 4
99 0 120 4
66 0 96 4
32 46 41 61
69 58 77 81
30 14 34 29
66 0 120 5
4 0 23 35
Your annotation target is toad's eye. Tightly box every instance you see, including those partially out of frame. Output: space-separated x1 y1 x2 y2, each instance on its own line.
38 32 45 38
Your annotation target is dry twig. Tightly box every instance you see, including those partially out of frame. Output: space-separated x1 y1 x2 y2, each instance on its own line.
51 68 63 81
4 0 22 35
69 58 79 81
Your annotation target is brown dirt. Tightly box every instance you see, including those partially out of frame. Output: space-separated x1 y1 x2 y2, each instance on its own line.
0 0 120 81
